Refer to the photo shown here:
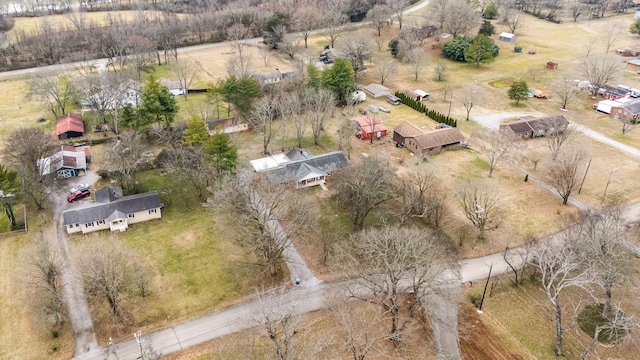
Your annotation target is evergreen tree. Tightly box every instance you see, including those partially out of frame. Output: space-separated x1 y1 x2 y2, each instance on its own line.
139 75 179 129
388 38 399 57
0 164 19 228
478 20 495 36
307 64 322 89
215 76 263 119
483 3 499 19
183 115 210 146
464 34 499 68
263 13 289 49
322 58 355 104
206 132 238 175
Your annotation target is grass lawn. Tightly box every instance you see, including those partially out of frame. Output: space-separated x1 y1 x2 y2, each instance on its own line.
75 169 261 343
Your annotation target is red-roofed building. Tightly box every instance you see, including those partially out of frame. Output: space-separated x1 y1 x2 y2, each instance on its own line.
56 114 84 139
353 116 388 141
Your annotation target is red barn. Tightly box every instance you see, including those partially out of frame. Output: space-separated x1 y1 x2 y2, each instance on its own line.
56 114 85 139
353 116 388 140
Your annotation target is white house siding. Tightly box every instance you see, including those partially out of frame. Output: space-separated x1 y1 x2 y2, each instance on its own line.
66 207 163 235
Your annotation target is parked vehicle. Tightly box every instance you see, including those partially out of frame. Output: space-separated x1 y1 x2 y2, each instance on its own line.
70 183 89 193
67 189 91 203
378 106 390 113
323 58 334 64
359 108 367 115
369 104 379 113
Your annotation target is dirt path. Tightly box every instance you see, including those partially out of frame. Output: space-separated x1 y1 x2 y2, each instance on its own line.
50 173 101 356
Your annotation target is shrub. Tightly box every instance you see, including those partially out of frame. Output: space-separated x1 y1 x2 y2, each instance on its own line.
442 37 473 62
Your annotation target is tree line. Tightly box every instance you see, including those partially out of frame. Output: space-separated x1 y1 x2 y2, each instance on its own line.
395 91 458 128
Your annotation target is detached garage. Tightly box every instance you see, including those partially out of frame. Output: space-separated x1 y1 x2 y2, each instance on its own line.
499 32 516 42
56 114 84 139
596 100 624 114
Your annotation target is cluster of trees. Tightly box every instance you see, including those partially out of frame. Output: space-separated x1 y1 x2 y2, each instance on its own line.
442 35 499 66
395 91 458 127
0 0 408 72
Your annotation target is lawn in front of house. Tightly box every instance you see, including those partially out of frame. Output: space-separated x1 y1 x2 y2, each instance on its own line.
80 169 261 343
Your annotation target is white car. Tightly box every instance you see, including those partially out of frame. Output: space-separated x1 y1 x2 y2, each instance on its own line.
70 183 90 193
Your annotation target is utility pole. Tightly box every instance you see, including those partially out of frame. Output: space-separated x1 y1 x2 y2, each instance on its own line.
477 264 493 314
134 330 144 360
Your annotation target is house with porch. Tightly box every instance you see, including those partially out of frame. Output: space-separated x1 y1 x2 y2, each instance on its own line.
39 145 90 178
62 186 163 234
250 148 350 189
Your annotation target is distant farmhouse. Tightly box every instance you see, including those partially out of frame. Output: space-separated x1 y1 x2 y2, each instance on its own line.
39 145 90 178
251 69 298 86
393 121 466 156
81 79 142 113
499 115 568 139
56 113 84 139
63 186 163 234
250 148 350 189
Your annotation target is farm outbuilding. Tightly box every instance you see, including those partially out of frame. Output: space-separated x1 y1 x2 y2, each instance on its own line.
353 116 387 140
626 59 640 72
616 47 640 57
405 89 430 101
546 62 558 70
499 32 516 42
362 83 391 98
56 114 84 139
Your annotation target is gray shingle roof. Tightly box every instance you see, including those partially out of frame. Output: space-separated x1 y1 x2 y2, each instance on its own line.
267 151 350 184
95 186 123 203
63 190 163 226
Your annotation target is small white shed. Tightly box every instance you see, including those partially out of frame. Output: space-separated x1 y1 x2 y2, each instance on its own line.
499 32 516 42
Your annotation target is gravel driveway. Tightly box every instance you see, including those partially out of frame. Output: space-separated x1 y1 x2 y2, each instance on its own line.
50 172 101 356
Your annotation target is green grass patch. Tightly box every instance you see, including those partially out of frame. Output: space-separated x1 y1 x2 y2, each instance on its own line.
470 156 490 171
488 77 518 89
577 303 628 344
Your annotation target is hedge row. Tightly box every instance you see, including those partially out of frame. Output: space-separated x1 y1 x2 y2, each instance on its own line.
395 91 458 128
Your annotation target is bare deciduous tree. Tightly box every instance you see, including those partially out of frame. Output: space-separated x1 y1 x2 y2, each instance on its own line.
579 304 634 360
341 33 371 81
391 0 409 29
455 181 501 235
471 129 518 177
100 132 148 191
75 234 149 319
334 154 396 230
322 13 347 48
461 87 479 121
581 54 622 91
159 145 211 198
293 4 319 48
442 0 479 37
30 70 76 119
255 288 301 360
503 8 525 34
336 115 355 158
2 128 57 210
333 301 389 360
172 60 198 101
278 33 300 60
552 75 580 110
528 240 594 356
375 59 396 86
343 225 454 345
367 4 390 36
20 233 65 329
397 167 446 228
569 0 584 21
546 147 587 205
303 87 335 146
434 61 448 81
403 48 426 81
250 98 278 155
546 120 576 161
602 22 623 54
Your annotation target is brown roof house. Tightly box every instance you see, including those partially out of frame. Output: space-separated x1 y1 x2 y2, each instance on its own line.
63 185 163 234
395 122 466 156
56 113 84 139
38 145 90 178
499 115 569 139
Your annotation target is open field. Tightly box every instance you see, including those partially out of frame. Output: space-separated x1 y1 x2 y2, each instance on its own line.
1 4 640 359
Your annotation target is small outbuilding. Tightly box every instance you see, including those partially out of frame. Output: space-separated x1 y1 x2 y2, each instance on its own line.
362 83 391 98
353 116 387 140
56 114 84 139
206 117 250 135
38 145 90 178
616 47 640 57
546 62 558 70
405 89 430 101
626 59 640 72
499 32 516 42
